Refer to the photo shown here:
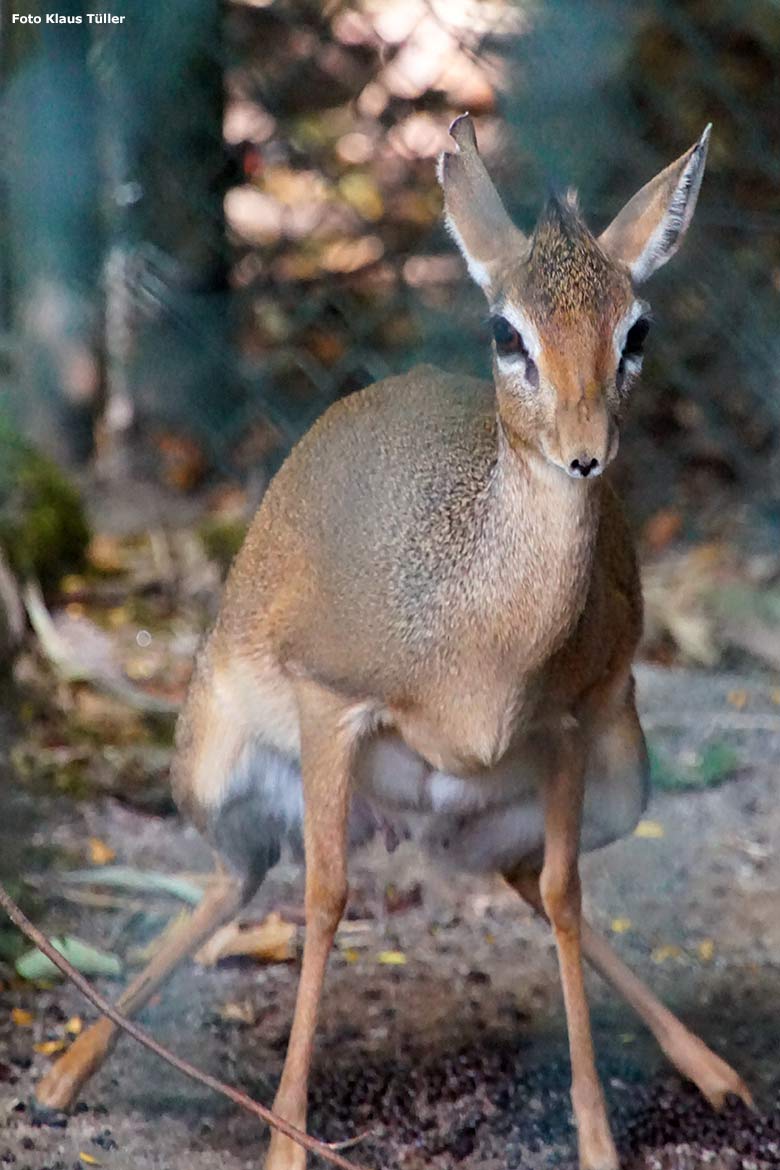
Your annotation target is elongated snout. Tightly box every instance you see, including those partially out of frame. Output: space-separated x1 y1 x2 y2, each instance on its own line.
548 395 616 481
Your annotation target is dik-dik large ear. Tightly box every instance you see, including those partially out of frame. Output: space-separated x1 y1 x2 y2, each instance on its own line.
599 126 711 284
437 114 526 291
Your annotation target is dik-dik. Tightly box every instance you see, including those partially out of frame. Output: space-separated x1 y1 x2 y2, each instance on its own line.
38 117 750 1170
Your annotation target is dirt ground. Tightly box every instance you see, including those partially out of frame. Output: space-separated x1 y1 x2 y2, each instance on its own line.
1 665 779 1170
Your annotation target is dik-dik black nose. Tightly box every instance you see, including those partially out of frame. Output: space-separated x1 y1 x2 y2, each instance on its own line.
569 455 600 478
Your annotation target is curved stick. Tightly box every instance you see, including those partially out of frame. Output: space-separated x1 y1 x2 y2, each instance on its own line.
0 882 372 1170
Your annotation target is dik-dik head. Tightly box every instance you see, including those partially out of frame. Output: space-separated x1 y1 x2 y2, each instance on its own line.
438 115 710 479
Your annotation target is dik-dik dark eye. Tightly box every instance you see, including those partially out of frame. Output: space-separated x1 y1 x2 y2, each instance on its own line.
623 316 650 359
491 316 539 388
492 316 524 356
617 316 650 395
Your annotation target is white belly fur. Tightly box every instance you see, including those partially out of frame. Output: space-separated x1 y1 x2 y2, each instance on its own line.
351 732 547 872
217 727 646 878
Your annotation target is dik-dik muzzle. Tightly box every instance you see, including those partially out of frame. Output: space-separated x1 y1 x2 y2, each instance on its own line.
438 114 710 480
543 386 617 480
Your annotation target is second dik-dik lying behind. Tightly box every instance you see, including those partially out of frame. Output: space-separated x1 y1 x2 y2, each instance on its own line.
37 117 751 1170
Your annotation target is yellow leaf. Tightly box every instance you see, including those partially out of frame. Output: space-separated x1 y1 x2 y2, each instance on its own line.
342 948 360 963
194 913 296 967
772 688 780 707
218 1000 256 1024
65 1016 83 1036
11 1008 34 1027
34 1039 66 1056
651 944 682 964
88 837 116 866
634 820 665 839
727 689 748 710
619 1033 636 1044
610 917 632 934
79 1154 101 1165
697 939 715 962
377 950 407 966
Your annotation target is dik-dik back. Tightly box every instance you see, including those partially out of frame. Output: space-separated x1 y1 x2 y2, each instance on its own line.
42 117 752 1170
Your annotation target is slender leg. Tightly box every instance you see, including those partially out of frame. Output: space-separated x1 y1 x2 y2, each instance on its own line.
581 922 752 1108
508 873 751 1109
35 870 244 1113
534 732 619 1170
264 683 355 1170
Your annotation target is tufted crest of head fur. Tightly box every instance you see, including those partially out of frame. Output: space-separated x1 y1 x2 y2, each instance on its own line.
524 193 625 320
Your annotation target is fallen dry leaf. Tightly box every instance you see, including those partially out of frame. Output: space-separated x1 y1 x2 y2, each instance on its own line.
88 837 116 866
65 1016 83 1036
218 1000 256 1025
34 1039 66 1056
651 944 683 964
11 1008 33 1027
195 913 296 967
79 1153 101 1166
16 936 122 981
634 820 665 839
377 950 407 966
697 939 715 962
610 917 632 934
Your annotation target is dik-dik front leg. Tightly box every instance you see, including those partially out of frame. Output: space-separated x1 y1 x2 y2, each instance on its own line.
265 681 355 1170
36 868 244 1114
536 731 619 1170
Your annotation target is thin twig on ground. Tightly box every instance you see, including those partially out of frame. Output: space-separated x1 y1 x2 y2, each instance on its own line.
0 882 374 1170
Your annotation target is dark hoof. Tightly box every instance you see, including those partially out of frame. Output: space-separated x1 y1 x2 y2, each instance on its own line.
28 1097 69 1128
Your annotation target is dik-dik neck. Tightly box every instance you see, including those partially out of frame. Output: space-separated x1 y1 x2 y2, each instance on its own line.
479 421 602 660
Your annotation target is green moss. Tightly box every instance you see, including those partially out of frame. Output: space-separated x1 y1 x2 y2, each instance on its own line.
199 517 246 574
0 424 90 590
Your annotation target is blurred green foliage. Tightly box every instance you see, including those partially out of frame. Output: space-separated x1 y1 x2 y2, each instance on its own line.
2 0 780 533
199 517 247 576
0 416 89 589
649 738 740 792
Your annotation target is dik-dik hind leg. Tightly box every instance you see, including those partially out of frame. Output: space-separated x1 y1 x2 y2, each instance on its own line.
510 877 752 1110
533 730 619 1170
509 702 751 1114
265 682 355 1170
582 922 752 1109
35 868 244 1114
